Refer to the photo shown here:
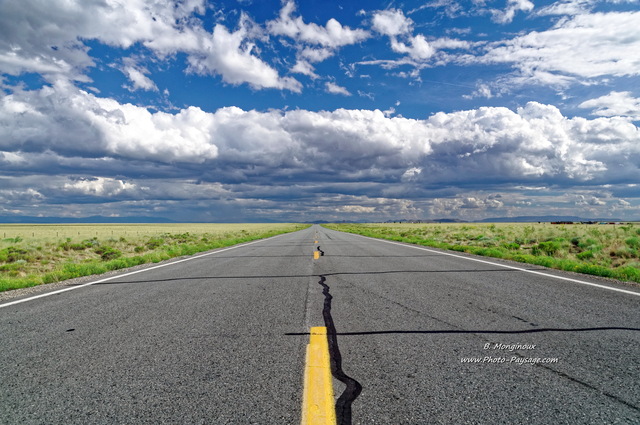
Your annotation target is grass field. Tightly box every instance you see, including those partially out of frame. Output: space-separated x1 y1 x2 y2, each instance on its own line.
0 223 310 292
323 222 640 284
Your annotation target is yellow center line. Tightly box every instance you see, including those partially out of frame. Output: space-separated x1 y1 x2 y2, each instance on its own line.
301 327 336 425
314 251 320 259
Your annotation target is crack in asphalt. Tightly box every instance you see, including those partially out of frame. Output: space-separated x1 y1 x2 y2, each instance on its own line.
318 275 362 425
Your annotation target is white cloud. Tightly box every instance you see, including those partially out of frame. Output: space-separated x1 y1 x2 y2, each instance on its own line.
401 167 422 182
2 85 640 220
0 188 44 202
186 20 302 91
0 82 218 164
266 0 371 79
535 0 593 16
421 101 639 183
123 67 157 92
370 9 441 63
410 0 466 19
299 47 335 63
0 0 202 80
383 107 396 117
267 1 369 79
0 151 27 164
291 60 319 78
575 194 606 206
390 34 435 60
325 82 351 96
463 83 494 99
578 91 640 119
490 0 535 23
0 0 299 91
308 195 422 220
535 0 640 17
121 58 158 92
473 11 640 86
427 195 504 217
357 90 375 100
429 37 472 50
64 177 137 197
337 205 376 213
372 9 413 36
88 99 220 164
2 84 639 191
268 1 369 48
3 1 639 221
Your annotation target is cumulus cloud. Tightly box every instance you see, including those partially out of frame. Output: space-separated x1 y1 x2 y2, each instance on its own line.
2 82 639 220
401 167 422 182
461 196 503 209
325 82 351 96
299 47 335 63
0 0 298 91
412 0 534 25
427 195 504 218
372 9 413 36
308 195 422 220
337 205 376 213
429 37 472 50
463 83 494 99
490 0 535 23
3 83 639 187
267 1 369 81
0 81 218 163
0 0 203 80
369 9 450 65
575 194 606 206
389 34 435 61
185 18 302 91
268 1 370 48
64 177 137 197
121 58 158 92
291 60 319 78
2 1 638 221
0 188 44 202
123 66 157 92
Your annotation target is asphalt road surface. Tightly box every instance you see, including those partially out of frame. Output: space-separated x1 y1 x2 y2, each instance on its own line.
1 225 639 424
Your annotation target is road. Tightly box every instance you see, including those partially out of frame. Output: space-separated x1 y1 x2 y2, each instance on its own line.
1 225 639 424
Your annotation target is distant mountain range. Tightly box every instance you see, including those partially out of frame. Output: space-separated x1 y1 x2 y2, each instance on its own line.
0 215 634 224
477 215 626 223
0 215 178 224
387 216 631 223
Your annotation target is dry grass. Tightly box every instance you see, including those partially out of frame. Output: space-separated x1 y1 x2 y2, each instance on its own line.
0 223 309 292
323 222 640 283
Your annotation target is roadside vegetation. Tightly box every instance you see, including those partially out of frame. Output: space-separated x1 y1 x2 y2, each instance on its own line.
323 222 640 284
0 223 309 292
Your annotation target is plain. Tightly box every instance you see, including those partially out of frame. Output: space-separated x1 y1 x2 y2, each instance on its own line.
323 222 640 284
0 223 309 292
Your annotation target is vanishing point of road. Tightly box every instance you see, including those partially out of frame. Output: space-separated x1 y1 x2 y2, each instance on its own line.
1 225 639 424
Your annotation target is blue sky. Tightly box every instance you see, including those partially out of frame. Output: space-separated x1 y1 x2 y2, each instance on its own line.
1 0 639 222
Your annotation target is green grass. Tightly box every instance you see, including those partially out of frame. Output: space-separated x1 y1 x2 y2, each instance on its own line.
0 223 310 292
322 222 640 284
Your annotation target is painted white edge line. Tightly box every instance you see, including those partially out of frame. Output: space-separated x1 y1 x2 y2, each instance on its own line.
348 232 640 297
0 233 288 309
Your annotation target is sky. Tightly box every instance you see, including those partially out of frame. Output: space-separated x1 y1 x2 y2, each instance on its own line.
1 0 639 222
